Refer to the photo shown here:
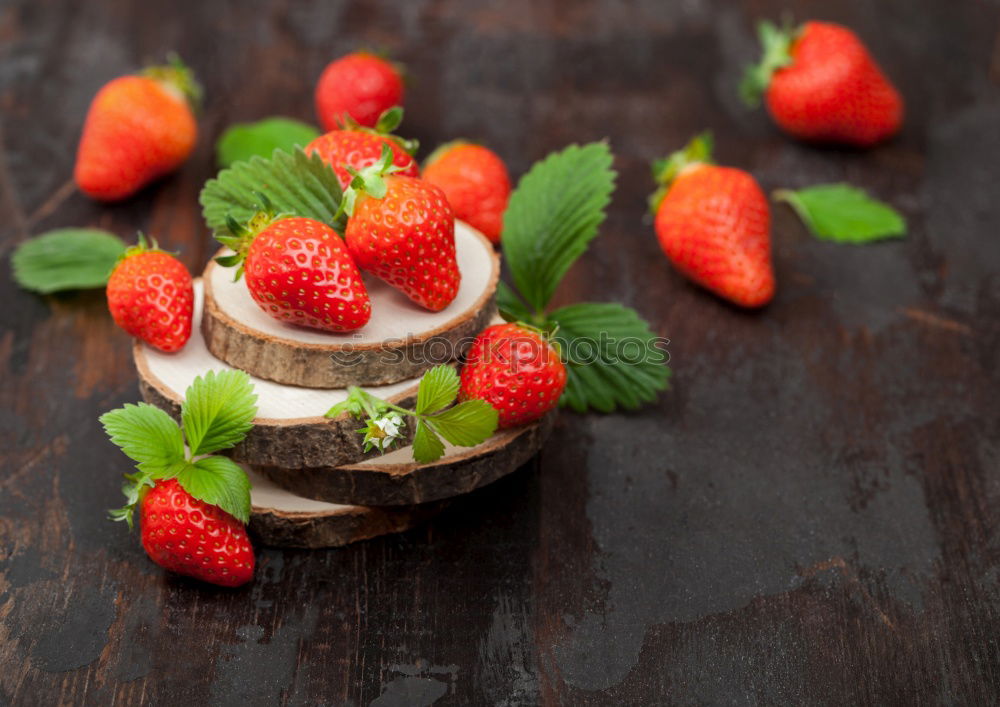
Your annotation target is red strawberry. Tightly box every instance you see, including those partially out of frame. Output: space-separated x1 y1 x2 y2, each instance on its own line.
315 52 404 131
459 323 566 429
140 479 255 588
649 133 775 308
422 141 511 244
344 173 459 312
218 211 371 332
75 55 200 201
742 20 903 147
305 129 419 192
106 236 194 352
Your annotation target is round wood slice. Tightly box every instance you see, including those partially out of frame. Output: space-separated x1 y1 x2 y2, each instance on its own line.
201 221 499 388
256 412 556 506
247 467 446 549
135 280 426 470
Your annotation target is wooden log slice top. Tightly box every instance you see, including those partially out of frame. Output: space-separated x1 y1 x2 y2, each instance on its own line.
201 221 499 388
135 280 426 469
247 467 446 549
256 412 556 506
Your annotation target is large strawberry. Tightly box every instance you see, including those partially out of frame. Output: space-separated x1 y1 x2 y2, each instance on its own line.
649 133 775 308
741 20 903 147
459 323 566 429
140 479 255 588
75 55 200 201
340 148 460 312
315 51 404 131
305 125 418 192
106 235 194 352
217 206 371 332
422 141 511 244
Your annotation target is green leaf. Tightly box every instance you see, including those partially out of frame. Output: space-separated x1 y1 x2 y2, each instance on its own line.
12 229 126 293
775 184 907 243
412 420 446 464
99 403 185 474
428 400 498 447
181 370 258 456
415 365 460 415
200 147 346 236
496 281 535 323
216 117 320 169
501 142 616 313
547 302 670 413
177 456 252 524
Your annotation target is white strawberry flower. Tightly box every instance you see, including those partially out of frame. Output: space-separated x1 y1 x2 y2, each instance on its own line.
362 411 405 452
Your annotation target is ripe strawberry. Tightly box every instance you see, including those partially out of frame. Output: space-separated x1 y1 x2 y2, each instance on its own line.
140 479 255 588
742 20 903 147
75 55 200 201
422 141 511 244
218 210 371 332
459 323 566 429
315 51 404 131
649 133 775 308
106 236 194 352
305 128 419 192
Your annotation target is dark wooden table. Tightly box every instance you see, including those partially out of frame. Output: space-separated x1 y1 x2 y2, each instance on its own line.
2 0 999 704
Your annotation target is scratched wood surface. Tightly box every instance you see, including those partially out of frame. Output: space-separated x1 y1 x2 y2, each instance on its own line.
2 0 999 704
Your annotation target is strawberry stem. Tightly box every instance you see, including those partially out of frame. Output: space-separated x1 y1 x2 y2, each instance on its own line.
144 53 203 111
739 19 799 108
648 131 714 214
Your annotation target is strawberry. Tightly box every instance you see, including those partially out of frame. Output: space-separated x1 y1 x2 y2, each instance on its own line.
217 208 371 332
139 479 255 588
422 141 511 244
649 133 775 308
305 128 418 192
459 323 566 429
106 236 194 352
75 55 200 201
315 51 404 131
742 20 903 147
339 150 459 312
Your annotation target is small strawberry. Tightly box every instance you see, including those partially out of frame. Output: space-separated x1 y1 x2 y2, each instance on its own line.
741 20 903 147
217 203 371 332
339 147 460 312
422 141 511 244
305 112 419 192
649 133 775 308
315 51 404 131
459 323 566 429
75 54 201 201
106 235 194 352
140 479 255 588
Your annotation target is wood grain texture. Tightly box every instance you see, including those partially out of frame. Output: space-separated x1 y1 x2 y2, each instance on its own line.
2 0 1000 704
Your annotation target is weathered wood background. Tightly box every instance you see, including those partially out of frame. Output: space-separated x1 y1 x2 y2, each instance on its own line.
2 0 999 704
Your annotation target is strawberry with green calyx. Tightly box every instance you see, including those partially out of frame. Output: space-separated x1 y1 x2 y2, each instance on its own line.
101 370 259 587
106 233 195 352
336 145 460 312
305 107 419 191
215 193 371 332
327 365 498 464
649 132 775 308
422 141 511 244
459 323 567 429
315 51 404 131
741 19 903 147
76 54 201 201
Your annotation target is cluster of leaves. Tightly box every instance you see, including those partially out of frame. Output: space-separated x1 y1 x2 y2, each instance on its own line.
100 370 258 525
327 365 498 464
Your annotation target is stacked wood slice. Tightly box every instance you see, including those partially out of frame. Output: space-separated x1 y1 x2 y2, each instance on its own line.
132 223 556 547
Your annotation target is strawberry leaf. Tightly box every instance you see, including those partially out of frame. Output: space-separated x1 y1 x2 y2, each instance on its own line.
415 365 460 415
181 370 258 456
427 400 498 447
547 302 670 413
775 184 907 243
501 142 615 313
216 117 320 169
200 147 346 236
177 456 252 524
412 420 445 464
100 403 185 475
12 229 126 294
